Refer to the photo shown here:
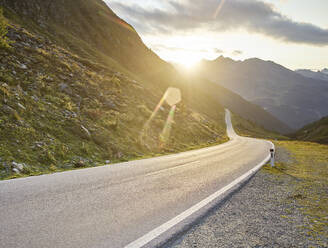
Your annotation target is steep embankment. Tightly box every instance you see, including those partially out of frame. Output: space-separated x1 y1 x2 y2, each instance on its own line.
290 117 328 144
0 0 174 82
0 2 229 179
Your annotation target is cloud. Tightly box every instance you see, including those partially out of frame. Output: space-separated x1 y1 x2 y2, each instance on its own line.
107 0 328 46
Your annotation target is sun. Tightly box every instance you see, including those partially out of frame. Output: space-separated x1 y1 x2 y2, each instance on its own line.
173 53 201 69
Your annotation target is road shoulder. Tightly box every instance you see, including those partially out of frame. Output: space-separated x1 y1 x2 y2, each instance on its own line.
166 142 328 247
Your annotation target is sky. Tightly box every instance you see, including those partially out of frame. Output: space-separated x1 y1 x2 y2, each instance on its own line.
105 0 328 70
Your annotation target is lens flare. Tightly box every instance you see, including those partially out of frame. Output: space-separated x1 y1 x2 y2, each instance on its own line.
139 88 181 149
160 104 176 147
139 93 167 146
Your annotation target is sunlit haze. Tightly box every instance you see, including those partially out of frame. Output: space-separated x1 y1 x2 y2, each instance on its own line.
106 0 328 70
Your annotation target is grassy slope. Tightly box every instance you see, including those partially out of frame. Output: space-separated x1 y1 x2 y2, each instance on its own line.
231 112 288 140
232 113 328 241
0 16 228 180
1 0 291 135
290 116 328 144
263 141 328 242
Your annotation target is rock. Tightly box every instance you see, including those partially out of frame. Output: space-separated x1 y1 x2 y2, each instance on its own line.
73 157 89 168
20 64 28 70
12 168 20 174
2 105 15 114
81 125 91 138
59 83 73 95
17 103 26 110
34 141 45 148
74 160 85 168
12 162 24 172
59 83 68 90
31 95 39 102
105 160 111 164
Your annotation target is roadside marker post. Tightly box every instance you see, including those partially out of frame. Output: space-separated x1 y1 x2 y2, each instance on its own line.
270 148 275 167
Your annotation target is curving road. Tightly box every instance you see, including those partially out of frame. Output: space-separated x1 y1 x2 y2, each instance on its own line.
0 110 273 248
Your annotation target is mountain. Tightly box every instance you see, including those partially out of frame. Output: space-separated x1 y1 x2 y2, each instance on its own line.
290 117 328 144
198 56 328 130
0 0 289 179
0 0 290 135
183 75 291 134
0 0 175 79
295 69 328 81
322 68 328 75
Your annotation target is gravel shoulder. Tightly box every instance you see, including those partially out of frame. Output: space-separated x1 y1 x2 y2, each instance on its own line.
165 143 328 248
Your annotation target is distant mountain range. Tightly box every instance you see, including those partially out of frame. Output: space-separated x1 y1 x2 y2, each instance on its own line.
198 56 328 130
295 69 328 81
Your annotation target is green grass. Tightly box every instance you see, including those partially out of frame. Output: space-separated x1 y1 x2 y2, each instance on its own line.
0 7 10 48
231 112 288 140
0 24 228 180
290 116 328 144
232 111 327 241
264 141 328 242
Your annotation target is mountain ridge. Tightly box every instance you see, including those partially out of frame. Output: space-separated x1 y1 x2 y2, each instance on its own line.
295 69 328 81
198 56 328 129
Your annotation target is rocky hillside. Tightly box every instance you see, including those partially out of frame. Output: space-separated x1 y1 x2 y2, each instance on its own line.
0 0 175 83
198 56 328 130
290 117 328 144
0 22 232 179
0 0 290 135
0 3 231 179
0 1 286 180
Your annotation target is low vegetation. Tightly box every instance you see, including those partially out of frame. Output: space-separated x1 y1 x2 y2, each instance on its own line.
290 116 328 144
232 113 328 242
264 141 328 243
231 112 288 140
0 24 228 180
0 7 10 48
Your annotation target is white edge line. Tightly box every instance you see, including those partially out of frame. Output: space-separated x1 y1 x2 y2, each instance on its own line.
125 141 275 248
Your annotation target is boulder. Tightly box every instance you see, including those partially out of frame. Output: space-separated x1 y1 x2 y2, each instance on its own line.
81 125 91 138
12 162 25 173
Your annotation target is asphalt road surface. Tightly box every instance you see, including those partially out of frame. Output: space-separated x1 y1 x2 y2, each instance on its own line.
0 110 272 248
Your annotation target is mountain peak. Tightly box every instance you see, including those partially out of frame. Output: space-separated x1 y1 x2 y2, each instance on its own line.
213 55 237 64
